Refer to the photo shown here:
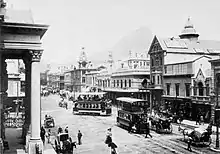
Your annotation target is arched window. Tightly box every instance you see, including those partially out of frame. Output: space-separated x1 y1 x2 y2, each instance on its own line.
198 82 204 96
151 58 154 66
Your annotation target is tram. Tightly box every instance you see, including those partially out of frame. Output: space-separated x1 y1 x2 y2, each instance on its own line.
72 92 112 116
116 97 149 133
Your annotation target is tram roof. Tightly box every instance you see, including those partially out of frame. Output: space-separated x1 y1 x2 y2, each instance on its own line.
79 92 106 95
116 97 147 103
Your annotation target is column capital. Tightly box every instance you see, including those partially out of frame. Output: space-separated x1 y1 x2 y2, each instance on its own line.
29 50 43 62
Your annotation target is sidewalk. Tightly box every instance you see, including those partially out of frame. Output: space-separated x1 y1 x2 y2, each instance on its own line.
180 120 220 134
3 128 25 154
177 120 220 152
3 128 56 154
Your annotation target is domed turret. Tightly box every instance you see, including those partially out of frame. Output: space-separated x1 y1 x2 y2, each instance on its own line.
78 47 88 68
179 17 199 41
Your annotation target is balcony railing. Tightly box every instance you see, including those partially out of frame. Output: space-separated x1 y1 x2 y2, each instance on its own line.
191 95 210 102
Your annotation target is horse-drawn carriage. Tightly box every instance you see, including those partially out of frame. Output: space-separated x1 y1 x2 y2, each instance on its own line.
149 116 173 134
44 115 55 128
54 133 75 154
179 126 212 147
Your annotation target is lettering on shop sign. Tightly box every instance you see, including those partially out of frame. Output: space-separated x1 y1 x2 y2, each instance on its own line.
3 34 40 42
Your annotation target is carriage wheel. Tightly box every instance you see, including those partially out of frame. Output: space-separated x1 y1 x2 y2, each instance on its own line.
205 137 212 146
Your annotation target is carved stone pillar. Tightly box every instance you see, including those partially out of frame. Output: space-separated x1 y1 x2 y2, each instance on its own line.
22 57 31 143
28 50 43 154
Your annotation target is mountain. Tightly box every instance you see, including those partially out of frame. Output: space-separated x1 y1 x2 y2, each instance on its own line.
40 26 154 72
111 26 153 60
90 26 153 64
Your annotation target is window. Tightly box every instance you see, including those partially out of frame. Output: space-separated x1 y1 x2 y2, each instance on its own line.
166 83 170 95
206 84 210 96
185 83 190 97
198 82 204 96
175 83 180 96
113 80 115 87
82 77 86 83
117 80 119 87
129 79 131 87
157 76 160 84
152 76 155 85
124 80 127 87
108 79 110 87
151 58 154 66
164 66 167 74
140 62 142 66
121 80 123 88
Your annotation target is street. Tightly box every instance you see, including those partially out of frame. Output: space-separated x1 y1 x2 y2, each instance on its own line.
41 95 217 154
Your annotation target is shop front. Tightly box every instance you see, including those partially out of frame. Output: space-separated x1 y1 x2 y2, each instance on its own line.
162 96 192 120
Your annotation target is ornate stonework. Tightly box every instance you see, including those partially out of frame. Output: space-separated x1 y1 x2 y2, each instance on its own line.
29 50 42 62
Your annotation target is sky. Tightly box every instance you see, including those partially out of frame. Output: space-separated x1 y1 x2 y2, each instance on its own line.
6 0 220 69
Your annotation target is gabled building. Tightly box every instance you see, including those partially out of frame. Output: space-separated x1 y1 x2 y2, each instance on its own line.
148 17 220 121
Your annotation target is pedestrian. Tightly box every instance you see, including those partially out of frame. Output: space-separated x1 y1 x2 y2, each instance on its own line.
187 136 192 152
145 122 152 138
105 128 112 145
77 130 82 145
109 142 118 154
58 126 63 134
46 129 51 143
40 126 46 144
65 125 69 133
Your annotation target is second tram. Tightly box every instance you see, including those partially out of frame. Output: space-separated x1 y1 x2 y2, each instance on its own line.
73 92 112 116
116 97 149 133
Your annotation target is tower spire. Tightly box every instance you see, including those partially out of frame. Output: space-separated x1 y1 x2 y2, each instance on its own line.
179 17 199 41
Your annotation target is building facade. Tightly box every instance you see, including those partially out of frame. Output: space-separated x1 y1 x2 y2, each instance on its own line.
99 51 151 105
64 48 96 92
148 17 220 121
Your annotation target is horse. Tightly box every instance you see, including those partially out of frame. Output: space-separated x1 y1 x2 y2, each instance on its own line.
178 125 193 140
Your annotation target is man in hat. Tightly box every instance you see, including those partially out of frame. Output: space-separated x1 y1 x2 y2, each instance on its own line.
77 130 83 145
65 125 69 133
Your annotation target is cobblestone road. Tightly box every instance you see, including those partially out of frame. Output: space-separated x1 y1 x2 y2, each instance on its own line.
41 95 218 154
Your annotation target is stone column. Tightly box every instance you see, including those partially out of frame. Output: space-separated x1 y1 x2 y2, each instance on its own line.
28 50 43 154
